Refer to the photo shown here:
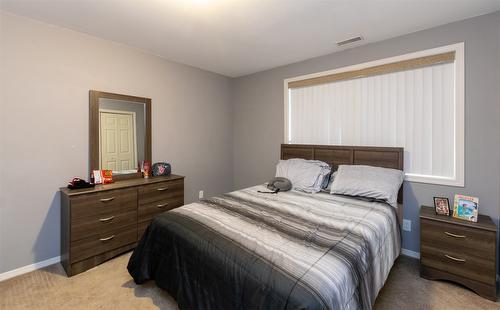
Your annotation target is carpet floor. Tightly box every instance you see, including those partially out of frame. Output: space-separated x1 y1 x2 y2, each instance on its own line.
0 253 498 310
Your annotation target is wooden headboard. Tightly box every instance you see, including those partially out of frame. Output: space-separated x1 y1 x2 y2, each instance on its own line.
281 144 404 222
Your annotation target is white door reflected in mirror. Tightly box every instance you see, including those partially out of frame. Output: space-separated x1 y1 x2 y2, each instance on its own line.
99 110 137 173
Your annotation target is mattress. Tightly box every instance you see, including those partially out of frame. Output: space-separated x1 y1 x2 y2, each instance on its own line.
127 185 401 310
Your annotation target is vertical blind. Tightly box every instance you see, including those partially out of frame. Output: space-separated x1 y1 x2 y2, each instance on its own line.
288 61 455 180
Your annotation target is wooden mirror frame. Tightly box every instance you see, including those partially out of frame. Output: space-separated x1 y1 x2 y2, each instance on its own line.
89 90 151 181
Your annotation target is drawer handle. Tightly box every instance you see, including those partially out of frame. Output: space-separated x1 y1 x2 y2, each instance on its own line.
99 235 115 242
156 187 168 191
99 216 115 223
444 231 466 238
100 197 115 202
444 254 466 263
157 203 169 209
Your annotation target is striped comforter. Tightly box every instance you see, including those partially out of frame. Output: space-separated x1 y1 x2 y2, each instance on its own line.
128 185 401 310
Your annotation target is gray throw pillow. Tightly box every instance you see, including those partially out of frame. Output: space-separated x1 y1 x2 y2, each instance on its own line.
330 165 404 207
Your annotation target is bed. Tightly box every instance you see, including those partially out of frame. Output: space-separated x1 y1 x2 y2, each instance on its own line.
128 144 404 310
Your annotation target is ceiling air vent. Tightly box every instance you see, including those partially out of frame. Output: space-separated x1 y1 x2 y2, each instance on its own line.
336 36 363 47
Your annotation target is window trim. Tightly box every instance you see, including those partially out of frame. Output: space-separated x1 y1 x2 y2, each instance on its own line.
283 42 465 187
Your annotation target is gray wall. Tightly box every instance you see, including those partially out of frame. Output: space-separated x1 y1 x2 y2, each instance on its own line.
232 12 500 260
0 13 233 273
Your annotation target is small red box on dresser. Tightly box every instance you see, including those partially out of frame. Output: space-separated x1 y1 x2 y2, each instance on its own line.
419 205 498 301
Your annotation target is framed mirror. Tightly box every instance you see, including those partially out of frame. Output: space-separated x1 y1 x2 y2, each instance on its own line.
89 90 151 181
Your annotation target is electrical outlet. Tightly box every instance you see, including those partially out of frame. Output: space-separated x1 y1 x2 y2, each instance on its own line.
199 190 204 200
402 219 411 232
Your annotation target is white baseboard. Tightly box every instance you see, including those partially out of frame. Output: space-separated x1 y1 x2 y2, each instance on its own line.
0 256 60 282
401 248 420 259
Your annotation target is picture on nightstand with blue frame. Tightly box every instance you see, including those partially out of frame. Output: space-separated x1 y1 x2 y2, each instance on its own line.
453 194 479 222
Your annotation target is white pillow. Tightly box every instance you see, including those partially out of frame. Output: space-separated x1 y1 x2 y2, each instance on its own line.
276 159 330 193
330 165 404 207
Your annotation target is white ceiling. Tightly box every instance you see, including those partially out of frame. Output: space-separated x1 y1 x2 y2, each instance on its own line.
2 0 499 77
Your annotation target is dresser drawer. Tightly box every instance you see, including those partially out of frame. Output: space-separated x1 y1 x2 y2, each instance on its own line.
71 208 137 242
71 188 137 220
138 220 150 240
421 243 496 285
421 219 495 258
70 224 137 263
138 179 184 205
138 197 183 223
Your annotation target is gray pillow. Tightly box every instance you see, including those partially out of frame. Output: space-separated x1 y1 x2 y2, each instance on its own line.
276 159 330 193
330 165 404 207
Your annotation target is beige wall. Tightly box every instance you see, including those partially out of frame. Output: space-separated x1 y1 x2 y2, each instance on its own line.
0 13 233 273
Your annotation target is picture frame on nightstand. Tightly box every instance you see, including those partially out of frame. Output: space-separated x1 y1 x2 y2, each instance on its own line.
453 194 479 222
433 197 450 216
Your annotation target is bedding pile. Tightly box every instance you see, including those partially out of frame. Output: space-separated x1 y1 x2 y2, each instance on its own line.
128 185 401 310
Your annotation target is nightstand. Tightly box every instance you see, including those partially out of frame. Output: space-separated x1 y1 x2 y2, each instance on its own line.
419 206 498 301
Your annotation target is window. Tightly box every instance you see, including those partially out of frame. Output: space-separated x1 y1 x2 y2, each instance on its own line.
284 43 464 186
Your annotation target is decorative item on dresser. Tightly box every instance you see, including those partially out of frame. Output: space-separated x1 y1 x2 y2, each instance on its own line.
60 175 184 276
420 206 498 301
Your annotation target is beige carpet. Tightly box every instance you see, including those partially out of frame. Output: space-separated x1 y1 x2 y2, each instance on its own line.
0 254 498 310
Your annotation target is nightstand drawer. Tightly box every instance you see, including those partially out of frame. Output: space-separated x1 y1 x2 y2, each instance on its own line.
421 218 495 258
421 244 496 285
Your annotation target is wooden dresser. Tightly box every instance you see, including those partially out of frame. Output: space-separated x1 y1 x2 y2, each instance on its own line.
60 175 184 276
420 206 498 301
